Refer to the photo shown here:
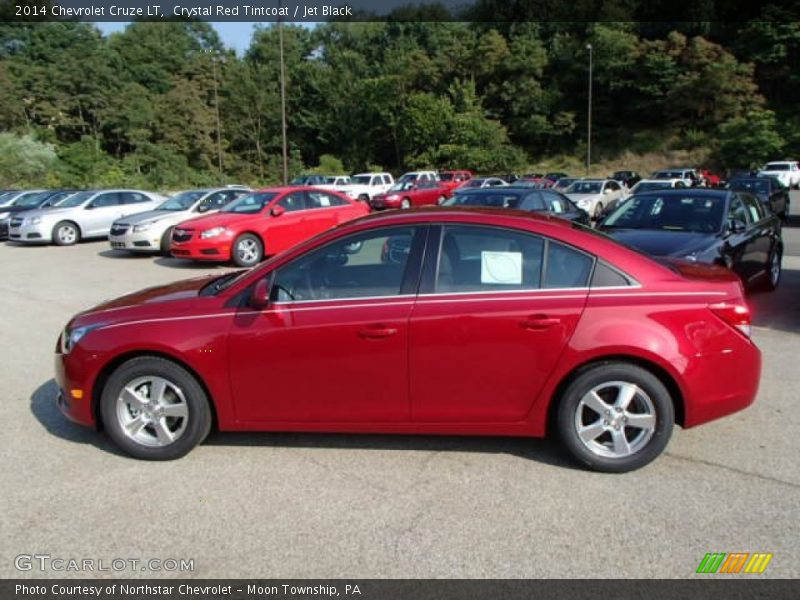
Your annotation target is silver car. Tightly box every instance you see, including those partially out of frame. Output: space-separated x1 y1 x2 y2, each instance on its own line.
108 187 251 255
9 189 165 245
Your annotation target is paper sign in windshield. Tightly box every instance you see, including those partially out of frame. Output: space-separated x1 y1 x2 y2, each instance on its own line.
481 251 522 285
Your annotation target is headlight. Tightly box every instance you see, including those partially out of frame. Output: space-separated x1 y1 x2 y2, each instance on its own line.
200 226 226 239
577 199 589 207
0 212 9 219
28 217 42 225
133 222 154 232
60 325 96 354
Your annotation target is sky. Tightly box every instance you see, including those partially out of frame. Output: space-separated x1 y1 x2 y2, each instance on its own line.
95 22 273 54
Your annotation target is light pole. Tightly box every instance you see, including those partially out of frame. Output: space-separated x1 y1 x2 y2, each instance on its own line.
586 43 593 176
278 2 289 186
210 53 224 184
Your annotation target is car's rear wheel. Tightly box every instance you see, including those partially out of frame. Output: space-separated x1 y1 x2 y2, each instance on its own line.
160 227 173 256
764 249 781 291
52 221 80 246
232 233 263 267
556 362 674 472
437 195 446 205
401 198 412 209
100 357 212 460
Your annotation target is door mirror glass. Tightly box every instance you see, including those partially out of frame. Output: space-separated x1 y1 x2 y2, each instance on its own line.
249 278 270 309
728 218 746 233
197 203 210 213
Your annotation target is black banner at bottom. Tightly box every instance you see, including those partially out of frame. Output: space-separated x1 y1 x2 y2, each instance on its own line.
3 580 799 600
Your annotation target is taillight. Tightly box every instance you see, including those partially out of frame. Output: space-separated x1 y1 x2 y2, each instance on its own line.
709 302 752 337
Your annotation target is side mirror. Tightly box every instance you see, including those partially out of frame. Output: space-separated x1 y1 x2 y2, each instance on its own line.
728 219 746 234
249 278 270 310
197 204 210 213
84 203 95 210
270 206 285 217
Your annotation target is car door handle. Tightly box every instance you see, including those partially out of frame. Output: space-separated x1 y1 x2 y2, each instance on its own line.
520 315 561 330
358 325 398 339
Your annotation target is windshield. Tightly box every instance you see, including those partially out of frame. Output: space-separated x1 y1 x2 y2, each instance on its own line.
654 171 683 179
729 179 769 193
439 173 455 181
603 194 725 233
57 191 95 208
632 181 672 192
351 175 371 185
290 177 309 185
157 190 208 211
13 191 51 207
566 181 602 194
220 192 277 214
388 181 414 192
764 163 789 171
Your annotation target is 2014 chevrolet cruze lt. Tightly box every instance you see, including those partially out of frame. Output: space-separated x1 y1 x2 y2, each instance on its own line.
56 208 761 472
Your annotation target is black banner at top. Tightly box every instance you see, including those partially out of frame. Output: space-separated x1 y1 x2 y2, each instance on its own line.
3 0 800 22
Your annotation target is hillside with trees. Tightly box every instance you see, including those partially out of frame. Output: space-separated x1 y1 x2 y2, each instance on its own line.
0 13 798 187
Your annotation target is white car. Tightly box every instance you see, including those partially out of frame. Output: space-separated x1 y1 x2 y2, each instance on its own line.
757 161 800 189
9 189 166 245
564 179 624 219
109 187 251 255
339 172 394 202
624 178 687 199
317 176 352 191
454 177 509 191
398 170 439 185
651 169 699 188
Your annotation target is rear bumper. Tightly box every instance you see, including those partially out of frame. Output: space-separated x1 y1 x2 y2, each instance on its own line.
682 336 761 428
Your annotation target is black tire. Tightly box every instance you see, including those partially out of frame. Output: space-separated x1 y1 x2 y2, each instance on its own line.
100 356 212 460
763 248 781 292
160 227 173 256
556 362 674 473
231 233 263 267
52 221 80 246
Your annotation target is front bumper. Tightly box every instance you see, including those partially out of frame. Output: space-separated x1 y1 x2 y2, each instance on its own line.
55 350 96 427
370 197 402 210
8 222 50 243
109 229 163 252
171 237 232 261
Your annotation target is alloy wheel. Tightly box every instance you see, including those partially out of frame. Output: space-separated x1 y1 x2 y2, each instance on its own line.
58 225 77 244
116 376 189 447
574 381 656 459
236 239 259 264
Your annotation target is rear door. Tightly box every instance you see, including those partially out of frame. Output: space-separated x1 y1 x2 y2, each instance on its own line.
741 193 774 282
409 224 591 422
723 193 759 282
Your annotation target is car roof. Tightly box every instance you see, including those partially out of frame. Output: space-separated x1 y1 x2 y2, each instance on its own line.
634 188 731 199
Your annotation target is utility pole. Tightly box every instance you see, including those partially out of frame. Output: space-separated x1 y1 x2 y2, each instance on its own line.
586 43 593 176
211 53 224 184
278 3 289 185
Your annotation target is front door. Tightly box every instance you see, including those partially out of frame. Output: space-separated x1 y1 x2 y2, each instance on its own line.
409 225 590 422
228 225 427 423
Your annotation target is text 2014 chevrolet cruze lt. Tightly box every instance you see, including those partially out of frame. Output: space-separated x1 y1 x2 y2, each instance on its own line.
55 208 761 472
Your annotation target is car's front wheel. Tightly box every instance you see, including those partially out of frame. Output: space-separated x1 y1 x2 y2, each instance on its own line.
52 221 80 246
100 357 212 460
556 362 674 472
400 198 412 209
764 249 781 291
232 233 263 267
160 227 173 256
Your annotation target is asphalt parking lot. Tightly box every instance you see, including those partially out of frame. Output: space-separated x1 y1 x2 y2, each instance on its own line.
1 196 799 579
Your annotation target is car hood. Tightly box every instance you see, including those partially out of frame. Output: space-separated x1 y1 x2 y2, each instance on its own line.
602 228 717 257
566 193 602 202
173 212 253 231
69 275 222 331
13 206 75 220
116 209 189 225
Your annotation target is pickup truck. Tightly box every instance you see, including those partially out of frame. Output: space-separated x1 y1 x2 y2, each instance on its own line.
338 172 394 202
757 161 800 189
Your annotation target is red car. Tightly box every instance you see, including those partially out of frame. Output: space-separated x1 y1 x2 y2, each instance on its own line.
699 169 722 187
56 208 760 471
169 187 368 267
370 180 451 210
438 170 473 191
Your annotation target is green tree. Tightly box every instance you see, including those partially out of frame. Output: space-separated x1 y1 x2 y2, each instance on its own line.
715 109 784 169
0 133 57 186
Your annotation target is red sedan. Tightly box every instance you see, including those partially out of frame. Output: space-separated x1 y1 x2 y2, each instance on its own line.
370 179 451 210
56 208 760 471
170 187 368 267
